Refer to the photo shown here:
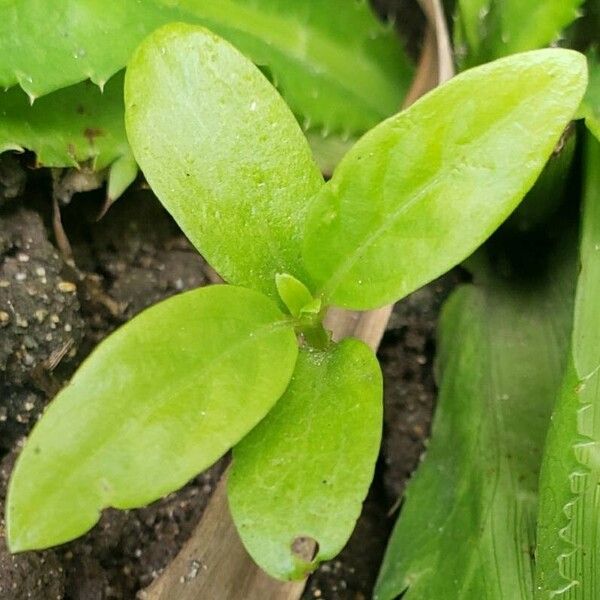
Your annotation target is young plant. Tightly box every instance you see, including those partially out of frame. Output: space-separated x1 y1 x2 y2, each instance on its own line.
5 24 586 580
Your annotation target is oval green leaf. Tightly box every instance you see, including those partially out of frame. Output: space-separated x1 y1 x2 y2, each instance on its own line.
7 285 298 552
125 23 324 299
228 339 382 580
303 49 588 311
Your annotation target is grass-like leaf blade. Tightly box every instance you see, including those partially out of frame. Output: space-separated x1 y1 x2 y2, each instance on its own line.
125 24 324 300
374 233 577 599
228 339 382 580
535 134 600 599
6 285 298 552
303 49 587 310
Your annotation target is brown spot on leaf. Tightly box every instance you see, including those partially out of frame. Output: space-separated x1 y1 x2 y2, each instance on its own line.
291 537 319 562
84 127 104 143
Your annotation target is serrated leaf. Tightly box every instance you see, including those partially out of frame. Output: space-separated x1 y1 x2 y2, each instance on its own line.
577 48 600 141
455 0 584 69
0 71 135 198
125 24 324 300
374 231 578 600
228 339 382 581
535 134 600 599
6 285 298 552
0 0 412 136
303 49 587 311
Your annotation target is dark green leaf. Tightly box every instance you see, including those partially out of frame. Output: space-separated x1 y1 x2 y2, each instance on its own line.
374 233 577 599
0 0 412 135
0 71 135 201
535 134 600 599
228 339 382 580
577 48 600 141
7 285 298 552
454 0 583 68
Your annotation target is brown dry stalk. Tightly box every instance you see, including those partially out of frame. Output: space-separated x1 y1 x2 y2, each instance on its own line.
141 2 454 598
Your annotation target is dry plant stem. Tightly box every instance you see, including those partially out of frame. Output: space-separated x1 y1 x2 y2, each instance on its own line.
142 2 453 598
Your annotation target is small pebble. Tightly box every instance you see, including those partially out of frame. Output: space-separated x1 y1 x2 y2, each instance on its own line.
0 310 9 326
57 281 77 293
34 309 48 323
15 272 27 282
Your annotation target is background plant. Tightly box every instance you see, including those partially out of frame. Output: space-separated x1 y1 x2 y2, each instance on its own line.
0 0 413 204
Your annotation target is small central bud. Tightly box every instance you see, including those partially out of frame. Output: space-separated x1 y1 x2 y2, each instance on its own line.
275 273 329 349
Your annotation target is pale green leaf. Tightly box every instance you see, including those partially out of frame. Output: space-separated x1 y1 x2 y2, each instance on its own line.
6 285 298 552
275 273 314 318
303 49 587 310
0 71 135 197
455 0 583 68
374 231 578 600
229 339 382 580
535 134 600 599
577 48 600 141
125 24 323 300
0 0 412 135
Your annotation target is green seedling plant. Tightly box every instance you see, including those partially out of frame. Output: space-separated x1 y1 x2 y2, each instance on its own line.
5 24 587 580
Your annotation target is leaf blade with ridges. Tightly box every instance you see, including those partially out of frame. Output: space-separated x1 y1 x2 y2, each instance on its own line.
374 233 577 599
535 134 600 599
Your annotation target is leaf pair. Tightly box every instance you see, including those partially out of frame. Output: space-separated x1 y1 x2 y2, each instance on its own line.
6 24 588 582
126 24 588 309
